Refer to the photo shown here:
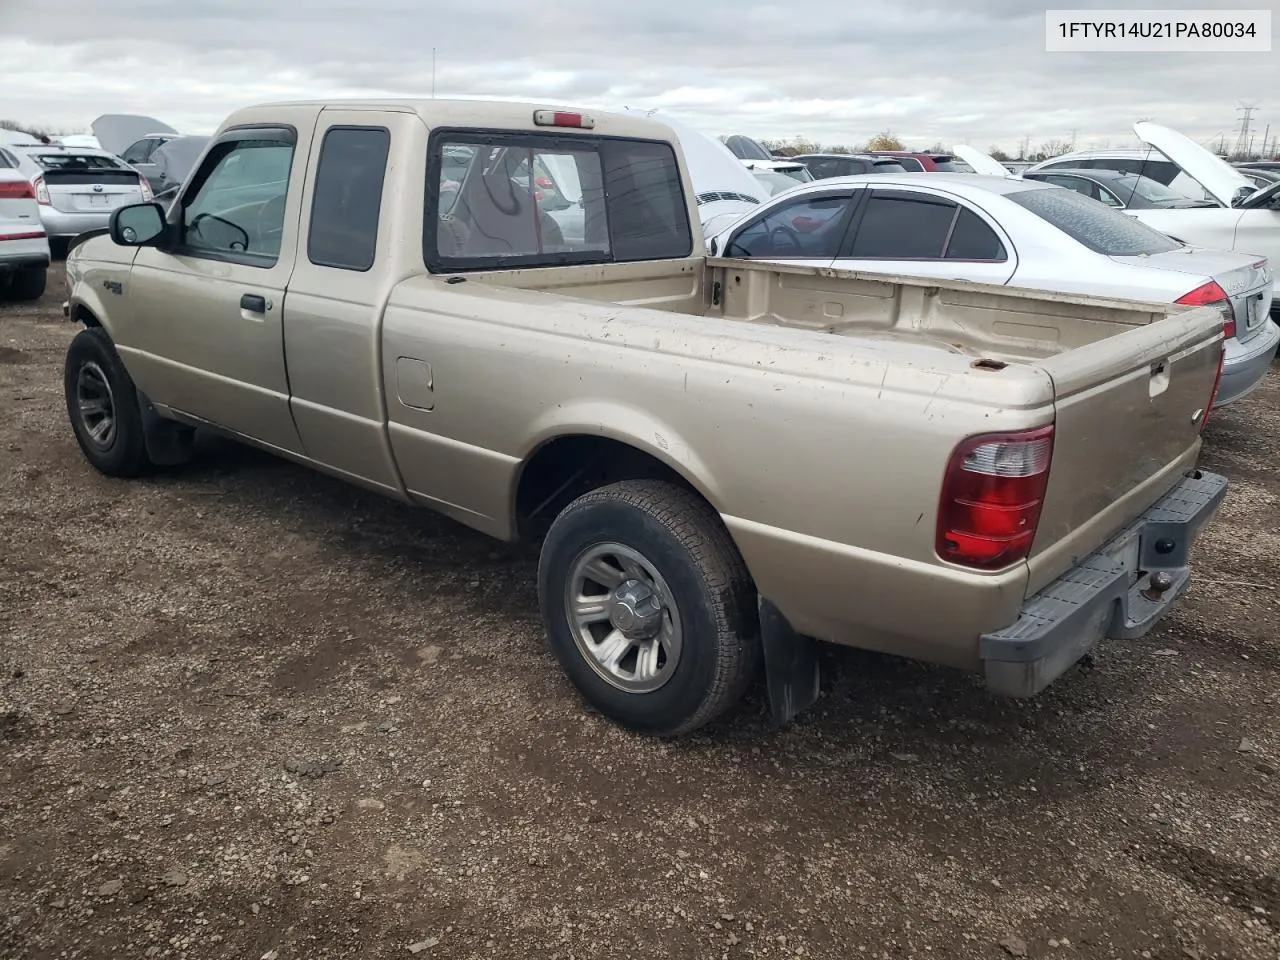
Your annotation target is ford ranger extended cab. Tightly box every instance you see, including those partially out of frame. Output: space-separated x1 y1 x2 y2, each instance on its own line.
61 99 1229 736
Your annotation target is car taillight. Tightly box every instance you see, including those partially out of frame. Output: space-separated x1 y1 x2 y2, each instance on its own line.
937 425 1054 570
139 176 153 201
1201 341 1226 431
1176 279 1234 339
33 176 50 205
535 176 554 190
0 180 36 200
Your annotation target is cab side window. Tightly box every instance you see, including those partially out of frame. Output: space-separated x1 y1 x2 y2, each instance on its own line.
307 126 390 272
180 134 295 266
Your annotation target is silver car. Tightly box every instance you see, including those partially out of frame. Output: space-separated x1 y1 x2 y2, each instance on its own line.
0 142 152 252
706 173 1277 406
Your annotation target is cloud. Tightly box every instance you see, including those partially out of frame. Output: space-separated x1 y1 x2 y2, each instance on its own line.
2 0 1273 154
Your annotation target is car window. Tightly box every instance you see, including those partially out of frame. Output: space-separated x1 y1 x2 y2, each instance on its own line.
31 153 126 171
428 134 690 269
894 157 924 172
308 126 390 272
726 195 854 258
839 159 870 175
0 151 11 169
181 137 295 264
872 161 910 174
945 207 1007 260
1092 183 1124 207
1045 175 1096 199
847 193 958 259
803 158 838 179
930 158 959 172
1007 186 1182 255
121 140 153 164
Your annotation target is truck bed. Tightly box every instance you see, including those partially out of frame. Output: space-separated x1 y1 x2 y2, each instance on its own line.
440 257 1225 598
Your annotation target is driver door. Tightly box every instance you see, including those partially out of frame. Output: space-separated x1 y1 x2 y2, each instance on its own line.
123 120 311 453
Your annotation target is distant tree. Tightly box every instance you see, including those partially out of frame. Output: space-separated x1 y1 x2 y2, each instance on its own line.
988 146 1011 162
1029 138 1073 162
0 118 71 139
926 141 948 154
866 130 904 151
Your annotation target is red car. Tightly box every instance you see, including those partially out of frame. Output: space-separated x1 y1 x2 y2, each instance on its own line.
867 151 971 173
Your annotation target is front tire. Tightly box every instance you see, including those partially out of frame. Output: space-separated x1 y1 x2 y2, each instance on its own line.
538 479 760 736
64 327 152 477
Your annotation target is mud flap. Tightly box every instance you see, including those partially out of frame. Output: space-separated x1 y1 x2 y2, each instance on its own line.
137 390 194 467
759 598 821 727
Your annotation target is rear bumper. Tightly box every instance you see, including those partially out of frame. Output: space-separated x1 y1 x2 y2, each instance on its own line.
981 469 1227 697
38 207 115 238
1218 319 1280 405
0 235 51 269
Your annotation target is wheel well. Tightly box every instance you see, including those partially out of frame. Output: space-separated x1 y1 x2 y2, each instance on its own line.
515 436 705 539
73 305 102 328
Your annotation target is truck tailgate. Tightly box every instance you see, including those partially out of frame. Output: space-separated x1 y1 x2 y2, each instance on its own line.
1027 303 1225 593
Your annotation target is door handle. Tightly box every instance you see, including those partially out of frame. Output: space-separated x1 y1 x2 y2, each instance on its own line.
240 293 267 313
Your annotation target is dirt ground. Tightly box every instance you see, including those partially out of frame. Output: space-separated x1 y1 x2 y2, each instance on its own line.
1 264 1278 960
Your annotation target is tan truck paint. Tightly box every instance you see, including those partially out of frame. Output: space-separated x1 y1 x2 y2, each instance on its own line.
62 99 1228 733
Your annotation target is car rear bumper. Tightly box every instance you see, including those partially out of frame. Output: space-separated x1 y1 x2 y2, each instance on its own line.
0 234 51 270
1218 318 1280 405
38 207 116 238
980 469 1227 697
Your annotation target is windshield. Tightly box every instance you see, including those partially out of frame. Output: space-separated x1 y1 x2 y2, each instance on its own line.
1110 174 1191 205
776 165 814 183
930 157 960 172
724 135 775 162
31 152 126 171
752 170 807 196
1008 185 1184 255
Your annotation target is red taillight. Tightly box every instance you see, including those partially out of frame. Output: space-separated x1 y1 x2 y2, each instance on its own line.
535 176 554 190
1176 279 1235 338
0 180 35 200
937 425 1055 570
532 110 596 129
139 176 153 201
32 176 50 206
1201 342 1226 431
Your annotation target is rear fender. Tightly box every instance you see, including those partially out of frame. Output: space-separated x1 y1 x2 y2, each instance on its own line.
518 401 726 514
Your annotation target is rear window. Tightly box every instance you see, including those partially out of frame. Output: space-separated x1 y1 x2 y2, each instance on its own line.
427 132 692 271
929 158 959 172
871 161 909 174
31 153 126 171
1007 186 1183 255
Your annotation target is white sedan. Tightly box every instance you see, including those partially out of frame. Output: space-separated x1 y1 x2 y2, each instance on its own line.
704 172 1277 406
960 124 1280 318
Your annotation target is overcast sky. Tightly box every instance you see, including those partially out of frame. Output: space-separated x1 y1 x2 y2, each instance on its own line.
3 0 1275 155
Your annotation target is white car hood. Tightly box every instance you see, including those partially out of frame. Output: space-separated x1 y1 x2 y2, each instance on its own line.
619 107 769 233
1133 121 1257 208
91 114 178 157
951 144 1012 177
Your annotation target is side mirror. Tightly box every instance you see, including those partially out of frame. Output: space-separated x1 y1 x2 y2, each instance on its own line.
109 202 167 247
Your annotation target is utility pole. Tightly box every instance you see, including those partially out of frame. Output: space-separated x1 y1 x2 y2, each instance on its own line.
1232 102 1257 159
1261 124 1271 159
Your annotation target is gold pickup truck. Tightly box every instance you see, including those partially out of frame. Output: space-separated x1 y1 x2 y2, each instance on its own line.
61 99 1229 736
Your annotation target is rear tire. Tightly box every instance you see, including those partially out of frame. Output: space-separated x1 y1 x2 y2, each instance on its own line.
538 479 760 736
64 327 153 477
9 266 46 302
